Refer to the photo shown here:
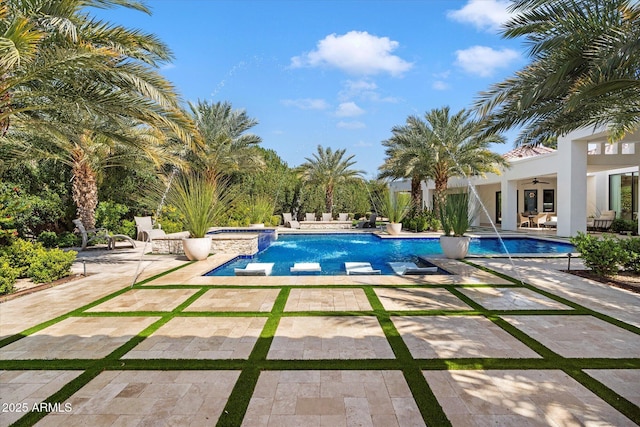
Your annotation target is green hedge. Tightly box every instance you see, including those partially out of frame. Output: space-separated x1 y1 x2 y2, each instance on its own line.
0 239 77 293
570 232 639 276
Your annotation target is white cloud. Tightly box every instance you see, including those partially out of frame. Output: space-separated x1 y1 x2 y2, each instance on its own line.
354 140 373 147
291 31 413 76
447 0 512 32
335 102 365 117
281 98 330 110
337 121 366 130
455 45 519 77
432 81 449 90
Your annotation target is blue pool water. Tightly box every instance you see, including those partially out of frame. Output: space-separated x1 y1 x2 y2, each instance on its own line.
206 233 575 276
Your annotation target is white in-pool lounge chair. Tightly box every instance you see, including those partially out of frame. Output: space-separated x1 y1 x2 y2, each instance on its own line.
290 262 322 273
345 262 381 275
388 262 438 276
234 262 274 276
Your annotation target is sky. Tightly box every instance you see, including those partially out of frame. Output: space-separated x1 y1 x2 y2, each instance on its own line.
93 0 529 178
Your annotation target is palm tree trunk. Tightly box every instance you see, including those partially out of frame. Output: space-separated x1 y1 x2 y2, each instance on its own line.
433 163 449 217
325 185 334 214
71 147 99 230
411 175 422 210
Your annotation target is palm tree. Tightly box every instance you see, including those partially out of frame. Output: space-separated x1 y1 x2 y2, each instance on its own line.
297 145 364 214
383 108 507 215
379 123 434 209
475 0 640 145
1 0 195 228
188 100 264 180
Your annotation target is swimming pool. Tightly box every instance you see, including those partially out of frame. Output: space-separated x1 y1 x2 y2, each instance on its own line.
206 233 575 276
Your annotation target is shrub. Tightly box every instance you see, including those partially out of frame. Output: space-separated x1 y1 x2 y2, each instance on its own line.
37 231 58 248
57 232 80 248
0 257 19 295
611 218 637 234
570 232 628 277
96 201 135 237
156 205 185 233
27 248 77 283
1 239 41 277
620 237 640 273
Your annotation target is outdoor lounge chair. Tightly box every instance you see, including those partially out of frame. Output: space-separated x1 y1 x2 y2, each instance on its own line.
290 262 322 273
73 219 136 250
321 212 332 221
543 216 558 228
282 213 300 229
234 262 274 276
587 210 616 231
345 262 381 275
338 213 349 221
357 213 377 229
305 213 317 221
134 216 161 241
388 262 438 276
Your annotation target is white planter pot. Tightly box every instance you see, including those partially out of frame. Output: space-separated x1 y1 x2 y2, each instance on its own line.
182 236 212 261
249 223 265 228
439 235 471 259
386 222 402 235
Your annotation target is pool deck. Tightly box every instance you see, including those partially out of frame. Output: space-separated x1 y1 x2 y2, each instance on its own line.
1 235 638 426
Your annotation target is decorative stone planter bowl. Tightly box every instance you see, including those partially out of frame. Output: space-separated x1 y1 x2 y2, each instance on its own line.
182 236 212 261
439 235 471 259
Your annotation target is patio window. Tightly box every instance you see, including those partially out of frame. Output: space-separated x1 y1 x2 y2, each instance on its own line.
524 189 537 213
543 189 554 212
609 172 638 220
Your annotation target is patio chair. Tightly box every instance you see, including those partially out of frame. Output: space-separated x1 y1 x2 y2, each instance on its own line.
73 219 136 250
338 213 349 221
531 213 548 228
134 216 162 241
305 213 317 221
321 212 332 222
282 213 300 229
345 262 381 275
518 213 530 228
234 262 274 276
357 213 378 228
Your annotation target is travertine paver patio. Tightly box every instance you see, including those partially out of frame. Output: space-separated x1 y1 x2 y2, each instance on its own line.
268 316 395 359
375 287 472 311
185 288 280 312
0 371 83 427
423 370 636 426
122 317 266 359
85 288 199 312
284 288 372 311
33 370 240 427
0 316 159 360
501 315 640 358
392 316 541 359
456 287 572 310
242 370 425 427
1 243 638 426
583 370 640 407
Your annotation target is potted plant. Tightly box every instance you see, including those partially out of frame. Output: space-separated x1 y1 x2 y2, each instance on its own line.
165 173 228 261
247 195 275 228
438 190 475 259
378 191 413 235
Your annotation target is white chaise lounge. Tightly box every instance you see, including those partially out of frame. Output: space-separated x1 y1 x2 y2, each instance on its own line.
388 262 438 276
290 262 322 273
345 262 381 275
234 263 274 276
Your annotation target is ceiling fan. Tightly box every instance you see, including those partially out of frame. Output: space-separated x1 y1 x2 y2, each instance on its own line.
525 177 550 185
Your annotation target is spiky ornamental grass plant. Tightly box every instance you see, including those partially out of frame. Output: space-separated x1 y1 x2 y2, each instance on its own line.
439 190 477 237
247 195 275 225
165 173 229 238
378 191 414 224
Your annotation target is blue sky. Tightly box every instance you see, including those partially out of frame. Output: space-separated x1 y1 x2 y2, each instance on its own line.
94 0 528 177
